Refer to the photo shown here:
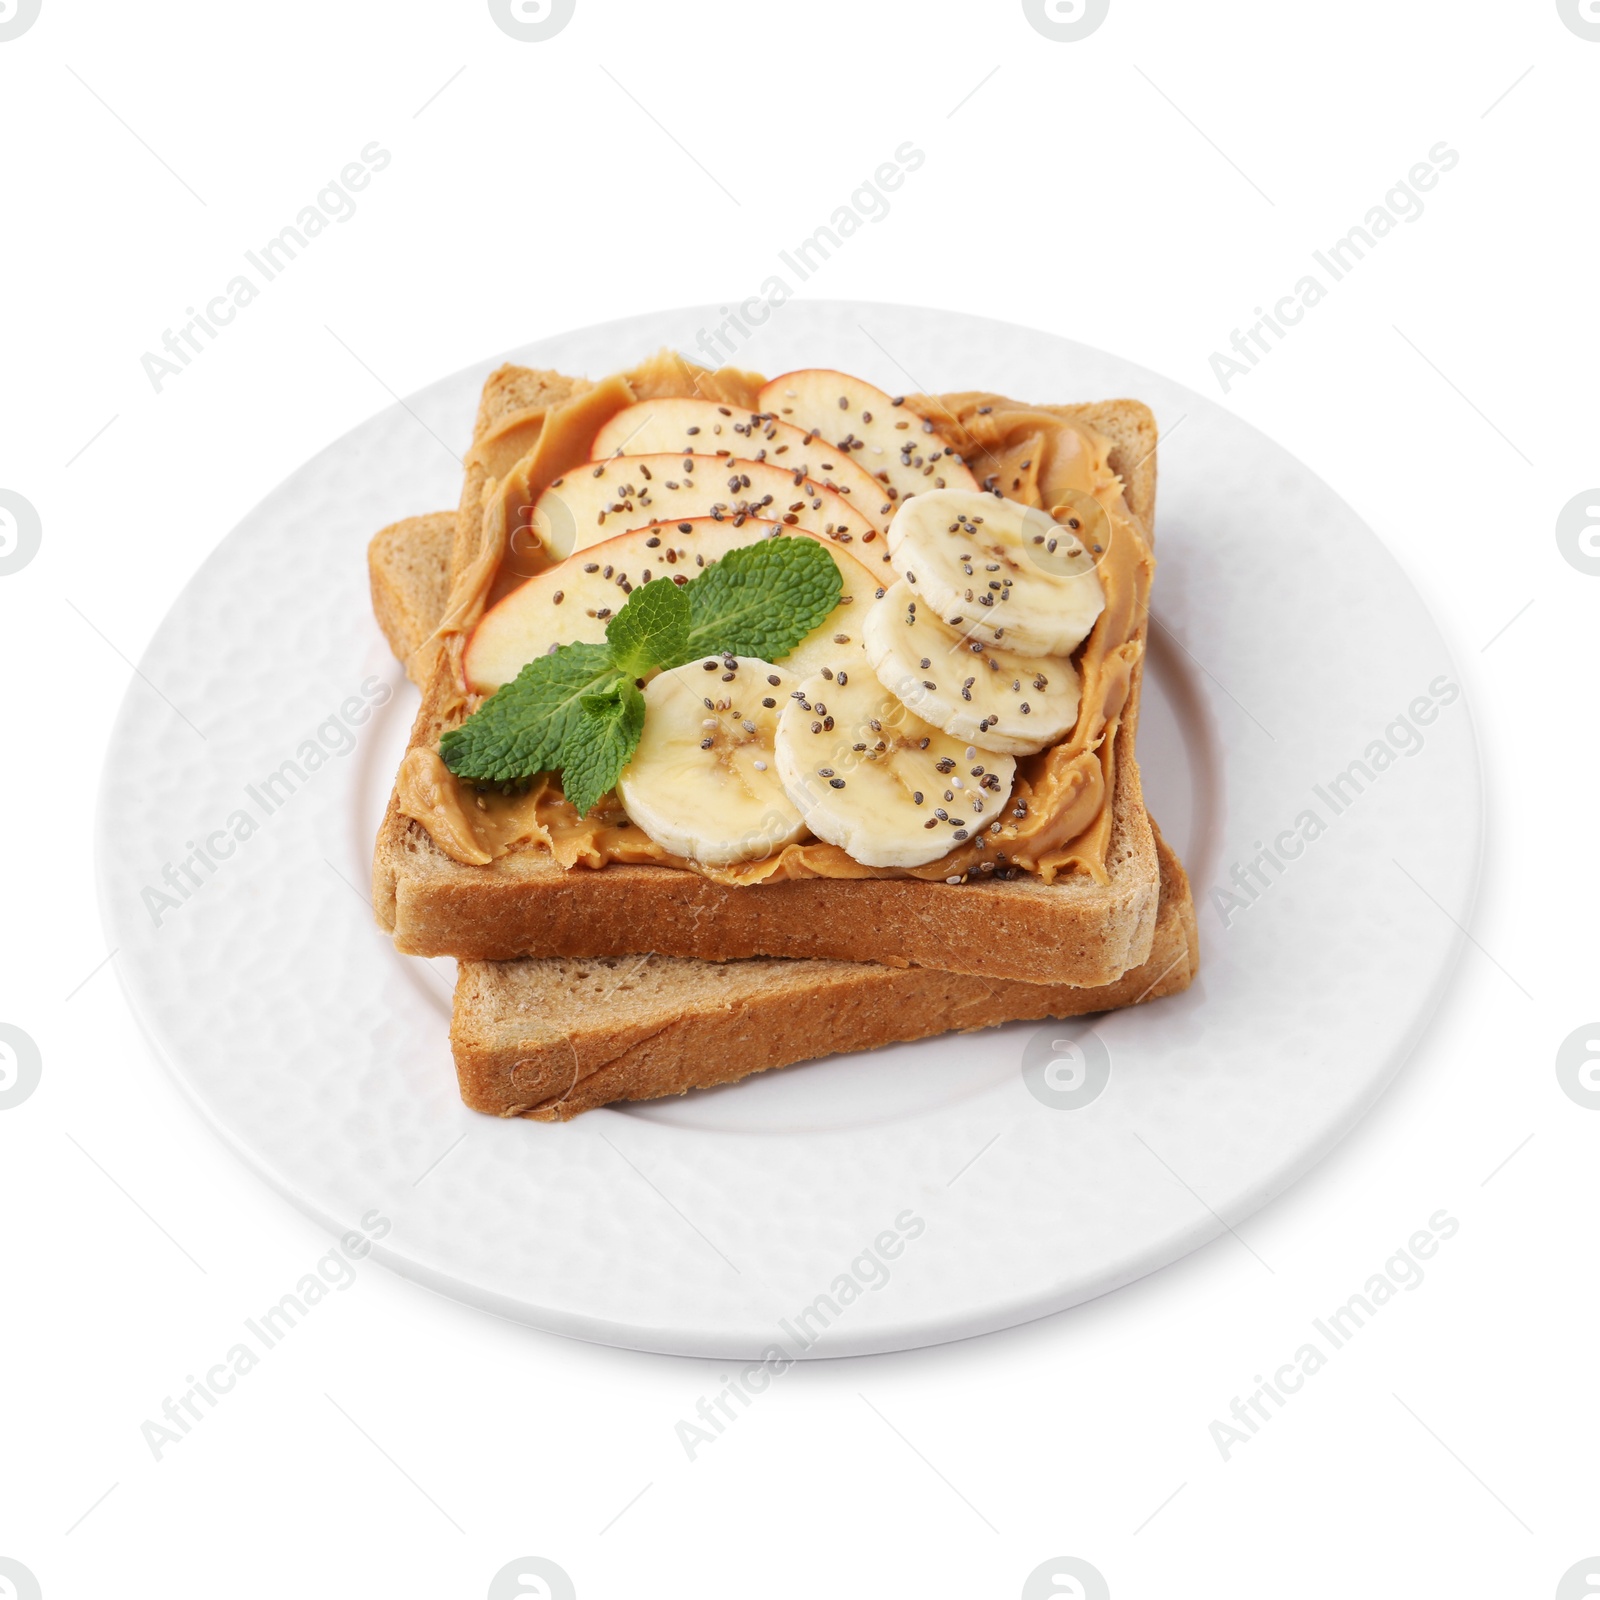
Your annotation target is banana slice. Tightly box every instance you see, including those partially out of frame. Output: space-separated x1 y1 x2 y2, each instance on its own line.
773 670 1016 869
530 455 873 562
590 398 894 528
616 657 806 866
757 370 980 506
862 580 1080 756
887 488 1106 658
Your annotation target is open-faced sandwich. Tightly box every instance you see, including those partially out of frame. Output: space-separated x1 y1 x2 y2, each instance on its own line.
368 352 1196 1117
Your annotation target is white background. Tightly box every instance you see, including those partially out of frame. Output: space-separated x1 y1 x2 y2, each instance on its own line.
2 2 1596 1597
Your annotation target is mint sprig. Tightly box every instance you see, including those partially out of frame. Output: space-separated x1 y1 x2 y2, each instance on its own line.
438 534 841 813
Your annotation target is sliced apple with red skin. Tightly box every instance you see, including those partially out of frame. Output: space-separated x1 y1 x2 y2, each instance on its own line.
465 518 775 692
590 398 894 528
528 453 880 565
757 369 980 506
463 519 887 694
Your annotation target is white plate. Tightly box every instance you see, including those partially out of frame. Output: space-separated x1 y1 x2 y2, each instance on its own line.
96 303 1481 1358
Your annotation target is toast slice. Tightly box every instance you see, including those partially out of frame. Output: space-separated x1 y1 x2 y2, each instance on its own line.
368 511 455 687
372 365 1161 987
369 512 1198 1119
453 828 1197 1119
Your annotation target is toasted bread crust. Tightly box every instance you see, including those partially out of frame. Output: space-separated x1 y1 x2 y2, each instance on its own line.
451 825 1196 1119
368 511 456 686
372 368 1162 984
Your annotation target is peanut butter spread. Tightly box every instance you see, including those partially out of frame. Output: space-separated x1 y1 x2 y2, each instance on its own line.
397 352 1154 887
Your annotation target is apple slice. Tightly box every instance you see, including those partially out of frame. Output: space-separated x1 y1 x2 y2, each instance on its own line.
527 454 880 566
466 518 775 692
757 369 980 505
463 519 887 694
591 398 894 528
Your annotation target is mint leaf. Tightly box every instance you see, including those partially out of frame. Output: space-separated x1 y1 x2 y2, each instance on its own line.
439 641 619 783
684 536 842 663
606 576 690 678
558 679 646 817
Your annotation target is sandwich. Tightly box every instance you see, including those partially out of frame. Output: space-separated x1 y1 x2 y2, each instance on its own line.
372 354 1165 989
363 342 1197 1118
370 511 1196 1119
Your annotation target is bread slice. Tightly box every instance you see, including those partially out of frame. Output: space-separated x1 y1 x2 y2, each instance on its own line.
368 512 1198 1120
452 827 1197 1119
372 366 1162 987
368 511 455 687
